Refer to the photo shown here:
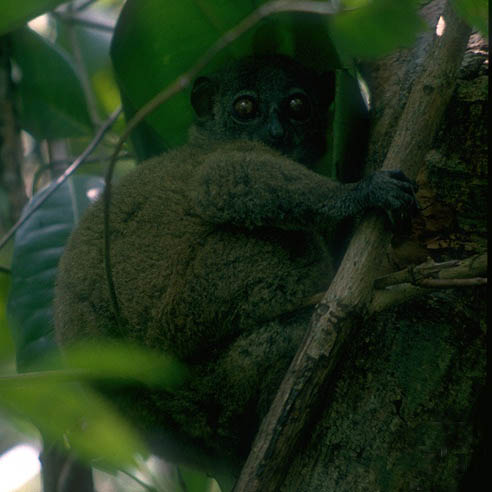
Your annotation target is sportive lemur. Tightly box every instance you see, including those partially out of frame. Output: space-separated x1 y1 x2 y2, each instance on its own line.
54 54 417 486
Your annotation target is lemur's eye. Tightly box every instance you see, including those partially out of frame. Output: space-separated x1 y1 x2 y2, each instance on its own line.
233 96 258 120
287 94 311 121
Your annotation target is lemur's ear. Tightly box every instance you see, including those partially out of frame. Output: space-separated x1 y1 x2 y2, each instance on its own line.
191 76 217 119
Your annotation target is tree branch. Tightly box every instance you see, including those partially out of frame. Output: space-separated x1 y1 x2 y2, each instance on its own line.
291 252 487 316
375 252 487 288
370 252 487 312
0 35 27 232
233 3 472 491
0 106 121 252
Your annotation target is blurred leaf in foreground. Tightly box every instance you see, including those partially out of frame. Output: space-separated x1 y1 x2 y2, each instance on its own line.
0 0 66 35
58 340 190 391
0 376 147 469
7 176 104 372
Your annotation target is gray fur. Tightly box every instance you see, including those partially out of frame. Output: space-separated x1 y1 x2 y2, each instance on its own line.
54 55 416 477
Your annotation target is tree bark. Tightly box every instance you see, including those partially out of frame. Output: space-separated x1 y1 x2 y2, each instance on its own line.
235 1 486 490
283 16 487 492
0 35 27 235
281 288 486 491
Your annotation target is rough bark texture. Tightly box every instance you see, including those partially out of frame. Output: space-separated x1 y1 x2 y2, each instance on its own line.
276 25 487 492
281 289 486 491
0 35 27 235
363 0 448 175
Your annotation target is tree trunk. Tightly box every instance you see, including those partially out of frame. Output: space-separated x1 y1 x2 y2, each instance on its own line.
277 22 487 492
282 289 486 491
0 35 27 235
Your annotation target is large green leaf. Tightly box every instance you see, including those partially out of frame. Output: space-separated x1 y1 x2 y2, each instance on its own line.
0 378 148 469
0 274 13 363
0 0 66 35
0 340 190 469
328 0 425 59
57 340 189 391
7 175 104 372
11 27 93 139
453 0 488 35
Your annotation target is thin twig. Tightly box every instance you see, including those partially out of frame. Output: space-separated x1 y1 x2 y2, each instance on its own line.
375 259 460 288
288 252 487 315
369 278 487 313
0 107 121 252
419 277 487 287
374 253 487 288
31 152 133 194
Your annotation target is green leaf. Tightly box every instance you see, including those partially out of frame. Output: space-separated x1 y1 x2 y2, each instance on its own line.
58 341 189 391
110 0 260 157
178 465 216 492
7 175 104 372
11 27 93 139
0 275 14 363
0 0 66 35
0 378 147 468
452 0 488 36
54 16 122 119
328 0 426 59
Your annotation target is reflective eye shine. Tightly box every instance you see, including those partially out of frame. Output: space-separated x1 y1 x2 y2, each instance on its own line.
233 96 258 120
287 94 311 121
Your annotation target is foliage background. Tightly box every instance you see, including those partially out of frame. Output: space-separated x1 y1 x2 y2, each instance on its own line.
0 0 487 491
